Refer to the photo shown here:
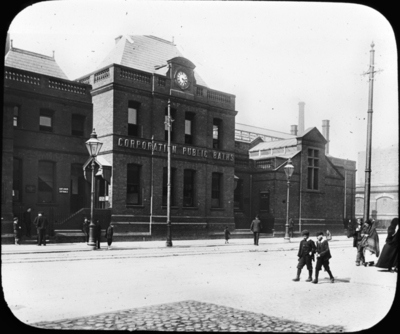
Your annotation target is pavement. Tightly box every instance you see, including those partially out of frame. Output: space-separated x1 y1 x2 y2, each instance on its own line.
1 234 352 257
3 234 397 332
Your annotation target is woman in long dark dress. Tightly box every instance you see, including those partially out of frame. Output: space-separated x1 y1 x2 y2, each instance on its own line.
376 218 398 272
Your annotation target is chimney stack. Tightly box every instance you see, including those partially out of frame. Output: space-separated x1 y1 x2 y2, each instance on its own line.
298 102 305 135
290 125 298 136
322 120 330 154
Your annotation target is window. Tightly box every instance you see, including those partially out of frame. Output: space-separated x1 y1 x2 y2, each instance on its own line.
164 107 176 142
213 118 221 149
128 101 140 136
127 164 141 204
234 179 243 210
183 169 195 207
13 158 22 202
40 109 53 132
162 167 176 206
13 105 20 127
38 161 55 203
307 148 319 190
71 114 85 136
211 173 223 208
185 112 194 144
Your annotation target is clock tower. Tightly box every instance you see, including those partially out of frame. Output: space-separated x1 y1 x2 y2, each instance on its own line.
167 56 196 99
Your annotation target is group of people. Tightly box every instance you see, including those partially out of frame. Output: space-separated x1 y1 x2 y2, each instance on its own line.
13 209 48 246
349 217 398 272
292 229 335 284
82 217 114 250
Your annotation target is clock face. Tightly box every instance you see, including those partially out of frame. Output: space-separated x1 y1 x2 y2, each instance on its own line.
176 71 189 89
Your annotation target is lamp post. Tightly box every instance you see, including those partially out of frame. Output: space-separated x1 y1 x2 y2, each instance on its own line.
85 129 103 250
284 158 294 242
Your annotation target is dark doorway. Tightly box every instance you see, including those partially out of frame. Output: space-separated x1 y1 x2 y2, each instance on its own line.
259 191 274 233
70 164 87 213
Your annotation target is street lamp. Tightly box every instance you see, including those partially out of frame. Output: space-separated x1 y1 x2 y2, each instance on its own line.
85 128 103 250
284 158 294 242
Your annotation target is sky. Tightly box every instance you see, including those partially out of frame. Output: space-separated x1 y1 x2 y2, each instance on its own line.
6 0 398 163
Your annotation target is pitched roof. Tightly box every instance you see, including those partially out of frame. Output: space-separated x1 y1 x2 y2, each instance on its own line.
5 47 68 80
249 138 298 152
97 35 207 86
235 123 294 142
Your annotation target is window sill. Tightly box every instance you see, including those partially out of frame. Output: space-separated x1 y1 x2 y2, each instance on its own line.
126 204 144 208
211 208 225 211
182 206 198 210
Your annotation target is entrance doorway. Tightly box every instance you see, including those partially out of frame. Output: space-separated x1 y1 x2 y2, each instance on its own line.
259 191 274 233
70 164 87 213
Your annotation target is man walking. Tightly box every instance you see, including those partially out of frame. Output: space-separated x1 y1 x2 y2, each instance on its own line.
250 215 262 246
293 230 316 282
313 231 335 284
33 212 48 246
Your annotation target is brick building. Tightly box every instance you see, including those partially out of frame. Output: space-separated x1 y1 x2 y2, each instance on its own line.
234 115 356 235
2 34 356 241
3 38 93 236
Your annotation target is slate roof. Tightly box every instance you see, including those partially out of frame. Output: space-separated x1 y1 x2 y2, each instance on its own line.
5 47 68 80
236 123 294 141
97 35 207 87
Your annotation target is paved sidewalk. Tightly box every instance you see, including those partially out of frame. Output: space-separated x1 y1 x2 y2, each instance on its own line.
1 235 352 256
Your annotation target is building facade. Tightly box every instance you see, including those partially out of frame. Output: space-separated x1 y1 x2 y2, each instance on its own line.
2 34 356 241
356 145 398 227
3 41 94 235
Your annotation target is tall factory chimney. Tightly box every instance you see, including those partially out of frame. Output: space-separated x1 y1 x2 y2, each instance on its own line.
290 125 298 136
298 102 305 135
322 120 330 155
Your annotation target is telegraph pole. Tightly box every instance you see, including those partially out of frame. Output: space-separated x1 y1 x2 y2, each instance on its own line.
363 42 377 222
166 99 173 247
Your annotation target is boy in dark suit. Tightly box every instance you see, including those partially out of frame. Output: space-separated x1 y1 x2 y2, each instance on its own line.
313 231 335 284
293 230 316 282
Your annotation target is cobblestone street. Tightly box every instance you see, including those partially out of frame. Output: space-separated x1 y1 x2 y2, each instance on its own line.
32 300 344 332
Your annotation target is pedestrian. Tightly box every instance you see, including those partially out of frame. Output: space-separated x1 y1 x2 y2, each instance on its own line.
376 218 398 272
312 231 335 283
250 214 262 246
95 220 101 249
224 226 231 244
325 229 332 241
105 222 114 250
289 218 294 238
33 212 48 246
13 216 22 245
349 218 364 266
82 217 90 243
360 218 380 266
293 230 316 282
23 207 32 238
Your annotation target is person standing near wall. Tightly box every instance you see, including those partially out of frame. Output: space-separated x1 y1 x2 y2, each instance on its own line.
289 218 294 238
105 222 114 250
33 212 48 246
95 220 102 250
13 217 22 245
23 207 32 238
82 217 89 243
250 215 262 246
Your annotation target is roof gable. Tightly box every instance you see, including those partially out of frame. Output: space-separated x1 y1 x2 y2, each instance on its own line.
299 127 327 145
